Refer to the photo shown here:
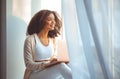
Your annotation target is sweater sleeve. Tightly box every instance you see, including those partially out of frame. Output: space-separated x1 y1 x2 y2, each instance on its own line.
24 36 50 71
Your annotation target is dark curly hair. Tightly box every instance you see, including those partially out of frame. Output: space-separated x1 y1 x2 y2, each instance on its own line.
26 9 62 38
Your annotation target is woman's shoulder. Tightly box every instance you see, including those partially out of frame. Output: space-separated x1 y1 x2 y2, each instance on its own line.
24 34 36 49
25 33 36 42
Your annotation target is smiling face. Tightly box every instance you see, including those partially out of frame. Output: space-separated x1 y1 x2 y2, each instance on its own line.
27 10 62 38
44 13 56 31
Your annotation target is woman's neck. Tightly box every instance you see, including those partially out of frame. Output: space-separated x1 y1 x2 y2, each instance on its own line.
37 29 50 46
37 29 49 39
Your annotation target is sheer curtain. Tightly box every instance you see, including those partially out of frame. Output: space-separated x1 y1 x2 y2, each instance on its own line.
62 0 120 79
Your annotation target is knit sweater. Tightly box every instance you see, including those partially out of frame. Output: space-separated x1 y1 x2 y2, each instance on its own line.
23 34 50 79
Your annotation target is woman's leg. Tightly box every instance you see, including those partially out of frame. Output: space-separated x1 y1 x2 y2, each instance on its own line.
29 63 72 79
55 63 72 79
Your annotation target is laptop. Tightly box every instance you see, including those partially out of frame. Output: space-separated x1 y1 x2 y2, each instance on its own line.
56 39 69 63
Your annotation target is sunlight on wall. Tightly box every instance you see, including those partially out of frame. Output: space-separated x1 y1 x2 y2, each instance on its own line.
41 0 61 15
12 0 31 23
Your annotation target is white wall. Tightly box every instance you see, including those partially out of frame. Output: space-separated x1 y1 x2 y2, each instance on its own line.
7 0 30 79
6 0 26 79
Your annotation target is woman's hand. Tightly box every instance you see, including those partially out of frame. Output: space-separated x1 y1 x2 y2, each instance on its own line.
44 55 58 68
49 55 57 63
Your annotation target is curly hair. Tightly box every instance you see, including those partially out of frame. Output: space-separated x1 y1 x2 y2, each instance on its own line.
26 9 62 38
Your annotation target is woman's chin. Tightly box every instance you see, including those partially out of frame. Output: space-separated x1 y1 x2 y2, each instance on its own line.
49 28 54 31
51 28 54 30
50 27 55 30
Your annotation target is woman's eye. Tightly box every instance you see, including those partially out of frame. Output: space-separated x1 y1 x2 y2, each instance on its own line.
46 18 55 22
46 17 51 20
47 19 51 21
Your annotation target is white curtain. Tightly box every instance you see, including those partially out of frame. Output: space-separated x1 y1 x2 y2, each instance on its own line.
62 0 120 79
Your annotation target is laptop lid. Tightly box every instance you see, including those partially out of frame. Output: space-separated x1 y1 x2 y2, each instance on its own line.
56 39 69 63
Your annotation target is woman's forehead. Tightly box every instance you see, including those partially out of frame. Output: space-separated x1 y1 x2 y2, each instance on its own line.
46 13 55 18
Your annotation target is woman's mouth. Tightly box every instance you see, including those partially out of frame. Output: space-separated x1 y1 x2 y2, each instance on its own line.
50 24 55 28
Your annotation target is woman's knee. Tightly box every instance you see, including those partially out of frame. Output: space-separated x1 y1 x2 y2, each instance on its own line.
57 63 72 74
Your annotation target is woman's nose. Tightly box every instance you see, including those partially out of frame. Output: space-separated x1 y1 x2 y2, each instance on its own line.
51 20 55 24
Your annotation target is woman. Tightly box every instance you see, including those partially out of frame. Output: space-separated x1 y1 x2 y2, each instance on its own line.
23 9 72 79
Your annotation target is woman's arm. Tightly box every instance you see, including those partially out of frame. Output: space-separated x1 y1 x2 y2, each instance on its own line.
24 37 50 71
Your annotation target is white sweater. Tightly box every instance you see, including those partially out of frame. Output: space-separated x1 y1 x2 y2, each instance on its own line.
23 34 50 79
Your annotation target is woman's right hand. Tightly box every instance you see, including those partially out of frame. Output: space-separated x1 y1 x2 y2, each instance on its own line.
44 55 58 68
49 55 57 63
